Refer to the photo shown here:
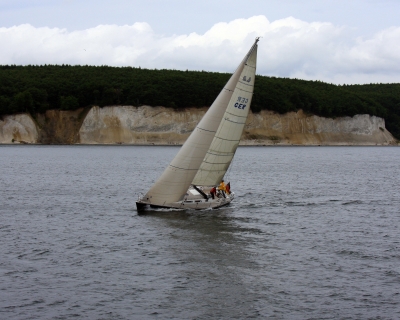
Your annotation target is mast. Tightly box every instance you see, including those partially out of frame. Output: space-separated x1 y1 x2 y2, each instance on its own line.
141 39 260 206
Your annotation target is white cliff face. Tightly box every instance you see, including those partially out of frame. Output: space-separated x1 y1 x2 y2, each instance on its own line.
0 107 395 145
244 110 394 145
0 114 38 143
79 106 395 145
79 105 204 144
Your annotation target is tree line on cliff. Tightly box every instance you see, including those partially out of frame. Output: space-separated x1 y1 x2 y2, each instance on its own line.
0 64 399 139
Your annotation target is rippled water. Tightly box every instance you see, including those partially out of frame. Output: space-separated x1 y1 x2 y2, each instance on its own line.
1 145 399 319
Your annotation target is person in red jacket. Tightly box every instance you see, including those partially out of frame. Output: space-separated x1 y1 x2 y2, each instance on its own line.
210 186 216 199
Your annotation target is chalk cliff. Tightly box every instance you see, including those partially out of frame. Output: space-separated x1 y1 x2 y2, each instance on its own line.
79 106 205 144
79 106 395 145
0 105 395 145
243 110 394 145
0 114 38 143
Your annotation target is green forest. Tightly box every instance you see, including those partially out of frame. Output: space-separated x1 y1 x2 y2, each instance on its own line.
1 65 400 139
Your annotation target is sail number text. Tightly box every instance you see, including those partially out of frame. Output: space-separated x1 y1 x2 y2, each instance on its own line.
234 103 247 109
235 96 248 110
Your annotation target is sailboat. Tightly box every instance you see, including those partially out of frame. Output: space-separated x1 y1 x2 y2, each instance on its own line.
136 38 259 212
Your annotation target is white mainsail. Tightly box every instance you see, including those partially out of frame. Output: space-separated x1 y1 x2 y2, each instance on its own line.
192 44 257 186
141 39 259 207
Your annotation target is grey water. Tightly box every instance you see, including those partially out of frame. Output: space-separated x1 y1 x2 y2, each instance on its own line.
1 145 399 319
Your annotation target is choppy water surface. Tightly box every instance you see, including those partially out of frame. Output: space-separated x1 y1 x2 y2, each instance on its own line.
1 145 399 319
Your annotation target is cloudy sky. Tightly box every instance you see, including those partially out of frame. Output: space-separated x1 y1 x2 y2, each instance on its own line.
1 0 400 84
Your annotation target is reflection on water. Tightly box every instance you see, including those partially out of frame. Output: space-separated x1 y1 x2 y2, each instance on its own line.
139 209 262 318
1 145 400 319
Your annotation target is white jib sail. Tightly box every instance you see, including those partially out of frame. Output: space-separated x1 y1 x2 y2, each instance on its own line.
142 40 259 206
192 43 258 186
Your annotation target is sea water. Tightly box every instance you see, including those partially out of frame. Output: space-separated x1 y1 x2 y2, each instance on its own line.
1 145 399 319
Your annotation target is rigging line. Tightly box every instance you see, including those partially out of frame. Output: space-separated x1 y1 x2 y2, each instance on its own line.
225 145 238 180
226 156 235 180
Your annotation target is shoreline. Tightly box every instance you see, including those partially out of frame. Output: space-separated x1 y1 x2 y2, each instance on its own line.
1 142 398 147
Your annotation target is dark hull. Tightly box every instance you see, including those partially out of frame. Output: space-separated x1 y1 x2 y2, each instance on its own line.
135 200 231 214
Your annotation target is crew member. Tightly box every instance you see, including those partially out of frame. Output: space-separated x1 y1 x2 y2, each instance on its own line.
218 179 226 198
225 182 230 195
210 186 216 199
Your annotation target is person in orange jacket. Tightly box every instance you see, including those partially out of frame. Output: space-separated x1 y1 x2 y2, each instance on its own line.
218 179 226 198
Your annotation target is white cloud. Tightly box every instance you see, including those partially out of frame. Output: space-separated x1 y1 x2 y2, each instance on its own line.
1 15 400 84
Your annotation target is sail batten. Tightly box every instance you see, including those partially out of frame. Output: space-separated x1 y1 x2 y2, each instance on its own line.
211 136 243 142
226 113 247 118
224 120 247 125
237 82 255 88
196 128 216 133
169 166 200 171
205 152 236 158
203 160 233 165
